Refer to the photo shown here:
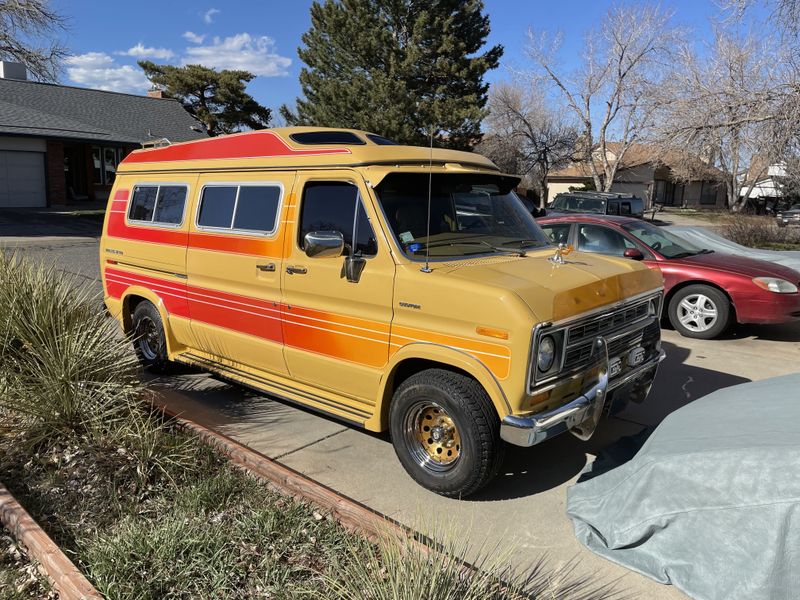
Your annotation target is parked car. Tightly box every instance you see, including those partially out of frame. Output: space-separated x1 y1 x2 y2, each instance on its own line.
538 214 800 339
776 203 800 227
548 191 645 218
100 127 665 498
568 373 800 600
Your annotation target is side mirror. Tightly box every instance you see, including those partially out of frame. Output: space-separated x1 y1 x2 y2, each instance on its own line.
623 248 645 260
304 231 344 258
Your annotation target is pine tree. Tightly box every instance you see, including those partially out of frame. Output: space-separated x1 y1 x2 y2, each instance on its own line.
139 62 271 137
281 0 502 150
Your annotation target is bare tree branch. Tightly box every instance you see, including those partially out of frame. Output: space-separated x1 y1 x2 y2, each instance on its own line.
0 0 67 81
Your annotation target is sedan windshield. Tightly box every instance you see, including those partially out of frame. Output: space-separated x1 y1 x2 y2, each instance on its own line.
622 221 706 259
374 173 550 259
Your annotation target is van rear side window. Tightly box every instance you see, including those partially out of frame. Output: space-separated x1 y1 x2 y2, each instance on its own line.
197 184 282 234
129 185 187 225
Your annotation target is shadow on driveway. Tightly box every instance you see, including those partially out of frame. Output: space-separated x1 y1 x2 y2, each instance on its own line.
0 205 105 240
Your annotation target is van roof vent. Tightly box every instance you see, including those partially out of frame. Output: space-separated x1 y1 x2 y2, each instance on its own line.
289 131 366 145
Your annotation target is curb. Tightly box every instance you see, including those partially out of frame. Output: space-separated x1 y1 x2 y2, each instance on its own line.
0 482 102 600
154 401 432 553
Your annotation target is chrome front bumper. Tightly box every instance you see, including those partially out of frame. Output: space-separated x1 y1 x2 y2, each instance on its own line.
500 339 665 447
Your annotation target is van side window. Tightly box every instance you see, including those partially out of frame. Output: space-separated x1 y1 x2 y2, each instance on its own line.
198 186 237 228
129 184 187 225
299 182 377 256
233 187 281 233
198 185 282 233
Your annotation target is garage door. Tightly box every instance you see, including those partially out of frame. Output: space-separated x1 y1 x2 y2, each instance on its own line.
0 151 46 207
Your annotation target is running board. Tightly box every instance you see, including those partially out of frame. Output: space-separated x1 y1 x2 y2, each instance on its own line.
173 352 371 426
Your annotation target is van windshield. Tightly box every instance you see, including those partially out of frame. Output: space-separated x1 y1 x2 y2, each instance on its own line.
551 195 606 214
374 173 550 259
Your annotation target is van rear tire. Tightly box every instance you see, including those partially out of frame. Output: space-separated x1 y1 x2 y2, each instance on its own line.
131 301 171 373
389 369 504 498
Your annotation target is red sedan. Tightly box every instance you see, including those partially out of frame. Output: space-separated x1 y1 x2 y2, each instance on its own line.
538 215 800 339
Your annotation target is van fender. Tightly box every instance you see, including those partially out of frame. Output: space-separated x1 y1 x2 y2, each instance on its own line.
118 286 181 358
368 342 512 431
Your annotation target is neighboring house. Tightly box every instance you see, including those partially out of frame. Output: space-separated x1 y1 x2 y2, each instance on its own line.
739 159 787 212
546 142 727 208
0 61 207 208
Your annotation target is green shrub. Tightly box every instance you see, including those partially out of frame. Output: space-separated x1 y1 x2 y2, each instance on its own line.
0 254 194 489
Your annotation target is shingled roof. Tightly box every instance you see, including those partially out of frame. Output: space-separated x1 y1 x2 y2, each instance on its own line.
0 78 208 145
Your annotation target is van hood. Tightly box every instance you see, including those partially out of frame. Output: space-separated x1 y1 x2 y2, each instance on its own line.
436 249 663 322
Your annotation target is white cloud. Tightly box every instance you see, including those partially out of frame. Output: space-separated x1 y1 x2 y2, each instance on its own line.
182 33 291 76
183 31 205 44
116 43 175 60
203 8 220 24
65 52 149 94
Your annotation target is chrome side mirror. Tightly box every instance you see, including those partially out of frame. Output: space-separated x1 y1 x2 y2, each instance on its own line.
304 231 344 258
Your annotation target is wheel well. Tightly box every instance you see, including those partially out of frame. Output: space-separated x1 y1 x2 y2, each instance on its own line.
379 358 490 429
121 294 148 334
664 281 736 321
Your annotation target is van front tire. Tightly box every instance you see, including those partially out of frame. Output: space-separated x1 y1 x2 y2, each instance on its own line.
389 369 504 498
131 301 171 373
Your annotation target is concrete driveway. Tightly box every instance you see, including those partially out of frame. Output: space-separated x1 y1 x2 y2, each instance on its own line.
4 212 799 598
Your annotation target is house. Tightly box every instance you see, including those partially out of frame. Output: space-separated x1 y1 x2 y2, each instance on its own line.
546 142 727 208
738 158 789 212
0 61 207 208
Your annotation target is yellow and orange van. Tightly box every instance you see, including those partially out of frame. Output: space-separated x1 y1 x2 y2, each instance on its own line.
101 127 665 497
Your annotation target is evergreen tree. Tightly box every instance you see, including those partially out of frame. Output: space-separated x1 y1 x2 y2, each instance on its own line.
281 0 502 150
139 62 271 136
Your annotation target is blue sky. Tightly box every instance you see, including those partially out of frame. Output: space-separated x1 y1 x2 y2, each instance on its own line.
53 0 741 118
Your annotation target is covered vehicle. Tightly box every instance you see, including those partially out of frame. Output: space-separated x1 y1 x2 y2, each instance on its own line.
567 373 800 600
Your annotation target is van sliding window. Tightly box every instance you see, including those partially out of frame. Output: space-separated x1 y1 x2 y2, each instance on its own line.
129 185 187 225
197 184 281 235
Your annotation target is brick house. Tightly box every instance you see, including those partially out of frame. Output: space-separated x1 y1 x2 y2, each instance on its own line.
0 62 207 208
546 142 727 208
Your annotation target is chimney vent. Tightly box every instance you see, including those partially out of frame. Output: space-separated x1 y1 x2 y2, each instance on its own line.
147 84 163 99
0 61 27 80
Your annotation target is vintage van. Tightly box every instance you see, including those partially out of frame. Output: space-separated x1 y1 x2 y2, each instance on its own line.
101 128 665 497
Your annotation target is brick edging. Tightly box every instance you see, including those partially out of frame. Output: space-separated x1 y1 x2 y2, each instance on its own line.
0 482 102 600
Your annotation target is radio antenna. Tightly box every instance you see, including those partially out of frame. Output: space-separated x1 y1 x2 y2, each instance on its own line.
421 127 434 273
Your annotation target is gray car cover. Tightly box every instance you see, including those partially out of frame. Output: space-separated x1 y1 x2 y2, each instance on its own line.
567 374 800 600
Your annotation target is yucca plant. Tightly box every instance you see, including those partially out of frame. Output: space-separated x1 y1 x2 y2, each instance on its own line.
0 254 195 489
321 529 622 600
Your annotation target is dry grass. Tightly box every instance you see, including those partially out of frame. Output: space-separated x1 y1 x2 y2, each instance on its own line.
722 215 800 250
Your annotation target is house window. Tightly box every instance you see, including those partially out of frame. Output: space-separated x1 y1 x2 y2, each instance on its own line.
700 182 718 205
104 148 118 184
92 147 103 184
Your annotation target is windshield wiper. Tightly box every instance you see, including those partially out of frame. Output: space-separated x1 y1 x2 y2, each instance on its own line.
412 240 527 257
698 249 714 254
501 239 547 250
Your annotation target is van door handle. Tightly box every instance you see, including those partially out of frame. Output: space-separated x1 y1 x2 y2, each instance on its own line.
256 263 276 272
286 265 307 275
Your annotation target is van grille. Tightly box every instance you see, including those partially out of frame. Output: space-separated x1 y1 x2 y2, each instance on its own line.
562 297 659 377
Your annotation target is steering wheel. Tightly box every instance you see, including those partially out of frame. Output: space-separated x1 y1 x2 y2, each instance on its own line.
651 241 662 251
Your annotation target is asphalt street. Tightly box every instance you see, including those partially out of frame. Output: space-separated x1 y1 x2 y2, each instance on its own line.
3 208 799 599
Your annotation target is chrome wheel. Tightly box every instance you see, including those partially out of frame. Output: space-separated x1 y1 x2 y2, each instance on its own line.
403 401 462 473
676 293 718 333
135 316 162 361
